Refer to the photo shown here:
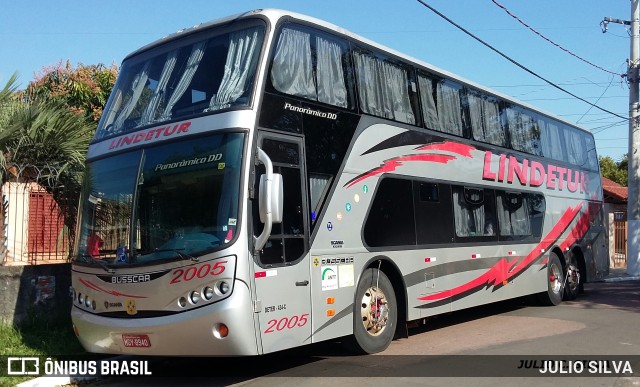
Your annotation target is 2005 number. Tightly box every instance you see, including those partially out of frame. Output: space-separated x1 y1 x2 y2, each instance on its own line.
264 314 309 334
170 261 227 284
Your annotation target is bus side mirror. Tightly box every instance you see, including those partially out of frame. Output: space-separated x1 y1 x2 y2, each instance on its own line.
259 173 283 224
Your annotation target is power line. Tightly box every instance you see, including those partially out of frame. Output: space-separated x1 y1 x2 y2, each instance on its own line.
491 0 625 78
414 0 628 120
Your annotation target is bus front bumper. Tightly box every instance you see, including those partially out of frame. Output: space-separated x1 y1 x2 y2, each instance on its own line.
71 281 258 356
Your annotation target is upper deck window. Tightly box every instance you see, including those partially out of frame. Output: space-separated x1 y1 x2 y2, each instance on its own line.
418 74 464 136
468 90 506 147
353 51 415 124
270 25 351 108
96 22 265 140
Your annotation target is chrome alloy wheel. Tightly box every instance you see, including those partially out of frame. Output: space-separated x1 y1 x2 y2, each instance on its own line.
549 261 563 296
360 286 389 337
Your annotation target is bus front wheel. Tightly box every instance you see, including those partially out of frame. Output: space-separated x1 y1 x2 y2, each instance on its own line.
349 268 397 354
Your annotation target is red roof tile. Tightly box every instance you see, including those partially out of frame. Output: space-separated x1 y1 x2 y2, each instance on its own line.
601 176 628 201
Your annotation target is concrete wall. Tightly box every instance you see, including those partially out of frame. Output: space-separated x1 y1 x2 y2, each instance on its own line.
0 263 72 326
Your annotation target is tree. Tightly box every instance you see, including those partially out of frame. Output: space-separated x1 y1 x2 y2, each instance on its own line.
24 61 118 123
599 155 628 186
2 63 119 262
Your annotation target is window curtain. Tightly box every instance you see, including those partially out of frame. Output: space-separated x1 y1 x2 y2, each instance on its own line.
453 189 486 237
160 41 207 120
436 82 463 136
418 75 440 130
468 93 504 146
564 130 586 165
316 36 347 107
540 120 564 161
354 52 414 124
209 27 262 111
140 50 178 125
113 63 151 130
497 195 531 236
507 109 542 155
100 89 123 136
271 28 315 100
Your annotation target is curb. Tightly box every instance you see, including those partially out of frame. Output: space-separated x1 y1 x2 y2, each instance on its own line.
16 376 100 387
602 275 640 283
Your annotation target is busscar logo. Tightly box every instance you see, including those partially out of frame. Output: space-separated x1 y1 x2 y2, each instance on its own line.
7 357 40 375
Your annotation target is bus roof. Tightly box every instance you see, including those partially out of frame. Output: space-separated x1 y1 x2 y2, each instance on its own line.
124 8 591 135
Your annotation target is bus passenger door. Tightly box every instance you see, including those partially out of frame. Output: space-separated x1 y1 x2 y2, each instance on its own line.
252 133 311 354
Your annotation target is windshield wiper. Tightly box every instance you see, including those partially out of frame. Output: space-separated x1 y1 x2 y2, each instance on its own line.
153 248 199 262
79 254 115 274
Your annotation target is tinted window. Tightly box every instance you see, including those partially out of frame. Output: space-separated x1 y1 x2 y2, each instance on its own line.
364 178 416 247
415 182 454 244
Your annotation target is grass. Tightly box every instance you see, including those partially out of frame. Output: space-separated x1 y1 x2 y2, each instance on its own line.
0 316 87 386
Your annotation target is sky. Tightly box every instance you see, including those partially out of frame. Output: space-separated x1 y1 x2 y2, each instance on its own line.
0 1 633 160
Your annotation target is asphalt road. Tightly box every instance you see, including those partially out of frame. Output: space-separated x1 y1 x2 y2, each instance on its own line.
48 280 640 387
16 280 640 387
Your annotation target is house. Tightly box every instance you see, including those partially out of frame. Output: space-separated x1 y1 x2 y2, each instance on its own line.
601 176 628 268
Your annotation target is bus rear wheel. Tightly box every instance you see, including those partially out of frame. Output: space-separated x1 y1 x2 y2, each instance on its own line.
563 255 580 301
537 252 564 306
349 268 397 354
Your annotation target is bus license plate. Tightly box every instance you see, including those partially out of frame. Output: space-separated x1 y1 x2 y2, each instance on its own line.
122 334 151 348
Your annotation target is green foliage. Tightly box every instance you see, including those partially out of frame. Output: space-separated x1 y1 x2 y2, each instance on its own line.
25 60 118 123
599 155 628 186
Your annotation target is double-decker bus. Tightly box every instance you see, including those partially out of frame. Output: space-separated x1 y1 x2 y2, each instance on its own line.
71 9 608 355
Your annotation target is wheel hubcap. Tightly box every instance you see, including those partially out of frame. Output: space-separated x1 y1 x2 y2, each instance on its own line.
360 286 389 336
549 263 562 295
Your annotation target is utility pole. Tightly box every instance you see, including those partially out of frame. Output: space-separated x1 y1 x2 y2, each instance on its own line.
629 0 640 276
602 0 639 276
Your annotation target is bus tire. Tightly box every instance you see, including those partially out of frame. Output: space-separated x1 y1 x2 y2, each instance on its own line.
537 252 564 306
563 254 580 301
349 268 397 354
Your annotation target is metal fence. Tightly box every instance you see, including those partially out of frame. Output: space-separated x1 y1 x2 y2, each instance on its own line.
2 163 78 265
613 219 628 268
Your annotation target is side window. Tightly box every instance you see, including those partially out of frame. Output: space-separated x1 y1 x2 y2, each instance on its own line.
584 134 599 171
452 186 497 239
414 182 454 244
496 192 545 240
364 178 416 247
270 25 352 109
506 107 543 156
539 119 565 161
467 90 506 147
417 73 464 136
563 127 587 166
353 51 416 124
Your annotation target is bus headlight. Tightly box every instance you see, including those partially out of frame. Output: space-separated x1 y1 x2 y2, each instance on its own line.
178 297 187 308
217 281 230 295
203 287 215 300
189 290 201 304
78 293 84 305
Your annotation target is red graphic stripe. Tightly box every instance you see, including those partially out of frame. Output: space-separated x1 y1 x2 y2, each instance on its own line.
416 142 476 158
345 141 475 188
346 154 456 188
79 278 147 299
418 201 585 302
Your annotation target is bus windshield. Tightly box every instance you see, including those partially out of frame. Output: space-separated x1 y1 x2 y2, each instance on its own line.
74 132 244 266
95 21 265 140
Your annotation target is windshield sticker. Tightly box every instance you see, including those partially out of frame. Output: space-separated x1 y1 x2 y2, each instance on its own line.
218 162 226 170
155 153 223 172
228 218 237 226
